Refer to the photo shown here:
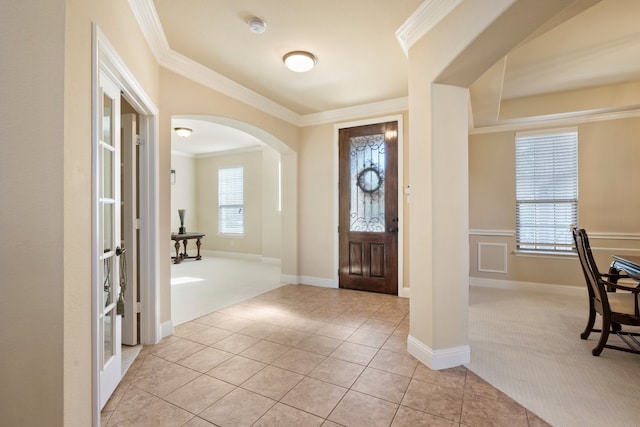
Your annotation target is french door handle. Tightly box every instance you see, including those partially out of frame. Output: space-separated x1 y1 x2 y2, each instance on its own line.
115 246 127 256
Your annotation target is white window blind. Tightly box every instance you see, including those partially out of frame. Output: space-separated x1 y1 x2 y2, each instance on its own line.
516 129 578 252
218 167 244 234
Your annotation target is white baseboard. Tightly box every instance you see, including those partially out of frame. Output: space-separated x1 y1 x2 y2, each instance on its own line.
407 335 470 370
469 276 583 296
261 257 281 265
279 274 338 288
160 320 174 340
399 287 410 298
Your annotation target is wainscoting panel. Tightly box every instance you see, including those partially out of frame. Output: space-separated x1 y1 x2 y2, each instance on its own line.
477 242 508 273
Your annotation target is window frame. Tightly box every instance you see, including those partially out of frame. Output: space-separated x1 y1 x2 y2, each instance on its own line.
515 127 578 254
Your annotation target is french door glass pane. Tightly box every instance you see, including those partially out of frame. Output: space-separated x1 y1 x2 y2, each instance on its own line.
103 310 113 361
349 134 386 232
103 203 113 253
102 94 112 146
103 147 113 199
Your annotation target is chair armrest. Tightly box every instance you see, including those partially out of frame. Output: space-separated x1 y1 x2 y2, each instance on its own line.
602 280 640 293
601 273 630 280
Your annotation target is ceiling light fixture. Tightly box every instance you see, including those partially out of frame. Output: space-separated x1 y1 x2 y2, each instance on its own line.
283 51 317 73
174 127 193 138
248 17 266 34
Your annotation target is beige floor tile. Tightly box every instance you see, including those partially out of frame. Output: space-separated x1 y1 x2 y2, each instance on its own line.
240 340 291 363
184 326 233 346
315 323 357 340
105 386 193 427
360 318 399 334
212 333 261 354
346 328 390 348
253 403 324 427
205 355 266 385
150 338 206 362
381 333 408 353
174 321 212 338
164 375 235 414
237 322 284 339
461 393 528 427
194 311 234 327
351 367 410 403
182 416 216 426
264 327 311 346
330 341 379 365
391 406 458 426
328 390 398 427
176 347 234 372
271 348 326 375
401 379 463 423
296 334 343 356
281 377 347 418
369 349 418 378
331 313 369 328
308 356 365 388
132 356 200 397
241 365 304 400
412 363 466 389
199 387 276 426
215 316 256 332
321 421 343 427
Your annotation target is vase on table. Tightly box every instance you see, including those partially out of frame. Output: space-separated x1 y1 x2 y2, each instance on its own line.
178 209 186 234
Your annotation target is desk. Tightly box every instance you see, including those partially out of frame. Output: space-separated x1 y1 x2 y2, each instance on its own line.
171 232 205 264
610 255 640 282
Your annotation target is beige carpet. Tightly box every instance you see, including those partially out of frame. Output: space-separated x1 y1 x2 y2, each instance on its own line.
467 285 640 427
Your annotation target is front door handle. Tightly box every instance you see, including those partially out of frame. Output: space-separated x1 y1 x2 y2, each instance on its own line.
388 227 399 233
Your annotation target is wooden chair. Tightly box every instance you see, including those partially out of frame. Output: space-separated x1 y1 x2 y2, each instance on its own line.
572 227 640 356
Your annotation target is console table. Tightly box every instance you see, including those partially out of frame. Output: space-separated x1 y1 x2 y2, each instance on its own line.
171 232 205 264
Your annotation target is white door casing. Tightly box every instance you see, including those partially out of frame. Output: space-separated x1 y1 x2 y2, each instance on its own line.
121 113 138 346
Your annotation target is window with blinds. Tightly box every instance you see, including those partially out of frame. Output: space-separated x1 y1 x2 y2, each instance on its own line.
218 167 244 234
515 129 578 252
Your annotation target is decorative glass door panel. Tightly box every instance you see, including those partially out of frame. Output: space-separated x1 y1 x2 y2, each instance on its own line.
349 134 386 232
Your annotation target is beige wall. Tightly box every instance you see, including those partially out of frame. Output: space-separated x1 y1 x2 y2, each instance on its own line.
1 0 161 425
1 1 65 425
469 117 640 287
171 154 198 233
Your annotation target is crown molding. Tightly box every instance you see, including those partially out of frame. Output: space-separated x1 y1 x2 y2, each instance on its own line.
129 0 410 128
299 97 408 127
470 106 640 135
395 0 463 55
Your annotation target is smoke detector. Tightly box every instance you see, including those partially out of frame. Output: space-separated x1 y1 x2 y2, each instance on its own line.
248 17 266 34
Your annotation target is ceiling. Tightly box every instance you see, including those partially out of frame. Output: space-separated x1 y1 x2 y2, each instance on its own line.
157 0 640 154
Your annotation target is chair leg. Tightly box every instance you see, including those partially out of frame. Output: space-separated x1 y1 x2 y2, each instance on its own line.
592 316 610 356
581 302 597 340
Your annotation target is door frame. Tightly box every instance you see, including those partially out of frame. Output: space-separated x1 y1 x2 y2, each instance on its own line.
92 24 160 425
333 115 406 297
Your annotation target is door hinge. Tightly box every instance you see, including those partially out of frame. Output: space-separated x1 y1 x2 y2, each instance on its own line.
135 135 143 146
135 218 143 229
136 301 143 313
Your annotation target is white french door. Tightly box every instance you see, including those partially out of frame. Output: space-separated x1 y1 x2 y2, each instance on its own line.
98 70 122 409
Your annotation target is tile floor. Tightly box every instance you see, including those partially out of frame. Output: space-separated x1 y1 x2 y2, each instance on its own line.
102 284 550 426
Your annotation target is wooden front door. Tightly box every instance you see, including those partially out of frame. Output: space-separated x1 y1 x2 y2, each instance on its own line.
339 121 398 294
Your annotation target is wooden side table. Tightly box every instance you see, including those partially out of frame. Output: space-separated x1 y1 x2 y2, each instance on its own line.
171 232 205 264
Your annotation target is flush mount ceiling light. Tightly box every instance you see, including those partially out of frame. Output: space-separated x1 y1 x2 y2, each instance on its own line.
283 51 317 73
174 127 192 138
248 17 266 34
